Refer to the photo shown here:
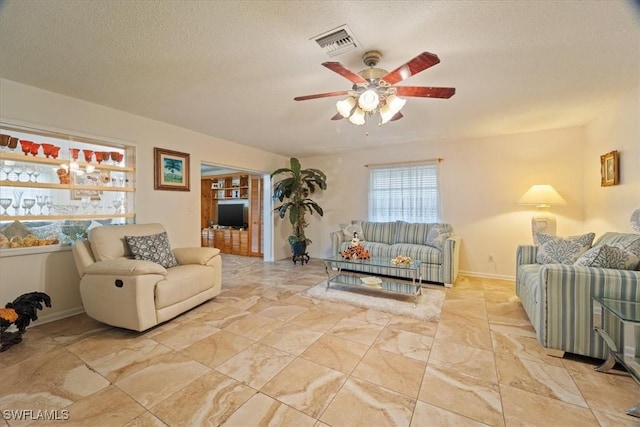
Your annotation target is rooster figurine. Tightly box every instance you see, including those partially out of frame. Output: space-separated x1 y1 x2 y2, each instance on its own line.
0 292 51 352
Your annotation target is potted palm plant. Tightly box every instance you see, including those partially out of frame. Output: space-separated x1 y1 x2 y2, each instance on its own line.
271 158 327 260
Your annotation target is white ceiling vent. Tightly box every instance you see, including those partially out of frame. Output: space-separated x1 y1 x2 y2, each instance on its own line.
312 25 358 57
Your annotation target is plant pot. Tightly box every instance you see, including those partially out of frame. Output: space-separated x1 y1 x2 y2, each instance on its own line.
291 241 307 256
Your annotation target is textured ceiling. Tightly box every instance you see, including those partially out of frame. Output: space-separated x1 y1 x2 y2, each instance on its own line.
1 1 639 158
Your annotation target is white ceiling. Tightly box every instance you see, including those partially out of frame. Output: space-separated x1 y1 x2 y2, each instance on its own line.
1 1 638 158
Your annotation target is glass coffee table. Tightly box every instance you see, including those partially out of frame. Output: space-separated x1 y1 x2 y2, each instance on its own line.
592 296 640 418
321 255 422 306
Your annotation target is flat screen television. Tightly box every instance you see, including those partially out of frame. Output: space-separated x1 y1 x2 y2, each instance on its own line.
217 203 245 228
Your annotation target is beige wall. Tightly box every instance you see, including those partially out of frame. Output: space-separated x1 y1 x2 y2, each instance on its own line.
300 127 588 279
583 84 640 234
0 78 287 322
2 77 637 322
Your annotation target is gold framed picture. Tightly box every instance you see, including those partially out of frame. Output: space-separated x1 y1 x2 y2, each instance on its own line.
600 150 619 187
154 147 190 191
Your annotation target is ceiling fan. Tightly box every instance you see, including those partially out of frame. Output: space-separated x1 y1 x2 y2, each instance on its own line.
294 50 456 125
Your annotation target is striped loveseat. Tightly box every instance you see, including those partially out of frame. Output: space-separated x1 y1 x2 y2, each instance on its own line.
330 221 460 287
516 232 640 359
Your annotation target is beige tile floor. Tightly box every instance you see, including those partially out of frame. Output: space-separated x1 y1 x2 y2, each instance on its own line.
1 254 639 427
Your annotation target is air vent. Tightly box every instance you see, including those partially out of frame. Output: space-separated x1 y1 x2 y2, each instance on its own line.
312 25 358 57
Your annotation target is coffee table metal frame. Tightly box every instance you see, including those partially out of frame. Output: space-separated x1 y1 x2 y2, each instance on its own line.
321 256 422 306
592 295 640 418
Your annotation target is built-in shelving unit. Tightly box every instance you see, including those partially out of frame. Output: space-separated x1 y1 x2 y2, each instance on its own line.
0 122 136 253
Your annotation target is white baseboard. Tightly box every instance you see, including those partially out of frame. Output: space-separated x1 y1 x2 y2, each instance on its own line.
33 306 85 327
459 270 515 282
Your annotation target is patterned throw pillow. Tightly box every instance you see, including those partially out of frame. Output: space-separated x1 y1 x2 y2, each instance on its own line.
610 238 640 259
425 224 452 250
125 232 178 268
574 244 640 270
535 232 595 265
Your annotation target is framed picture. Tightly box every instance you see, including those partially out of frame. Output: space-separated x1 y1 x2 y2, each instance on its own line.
600 150 619 187
154 147 190 191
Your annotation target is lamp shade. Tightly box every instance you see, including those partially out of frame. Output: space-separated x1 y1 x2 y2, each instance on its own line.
348 107 366 125
518 185 567 208
358 89 380 112
336 97 356 118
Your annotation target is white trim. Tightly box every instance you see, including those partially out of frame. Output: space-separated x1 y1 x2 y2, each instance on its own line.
30 306 85 327
459 270 515 282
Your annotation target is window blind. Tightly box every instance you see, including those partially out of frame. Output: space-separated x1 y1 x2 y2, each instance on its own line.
368 162 440 222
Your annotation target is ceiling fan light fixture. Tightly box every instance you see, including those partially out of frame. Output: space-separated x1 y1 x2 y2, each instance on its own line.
379 103 394 124
349 107 366 125
385 94 406 115
336 96 356 118
357 89 379 112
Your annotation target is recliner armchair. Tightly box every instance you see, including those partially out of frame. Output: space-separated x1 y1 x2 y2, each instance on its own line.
72 223 222 331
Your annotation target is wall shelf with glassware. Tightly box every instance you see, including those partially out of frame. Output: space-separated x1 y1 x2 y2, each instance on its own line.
1 122 136 253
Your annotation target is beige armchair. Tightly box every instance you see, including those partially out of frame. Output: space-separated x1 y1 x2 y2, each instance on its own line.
72 223 221 331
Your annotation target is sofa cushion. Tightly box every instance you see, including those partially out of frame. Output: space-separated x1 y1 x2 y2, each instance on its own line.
125 232 179 268
574 244 640 270
155 264 214 309
610 239 640 259
89 223 166 261
536 232 595 265
394 221 432 245
390 243 443 264
362 221 397 245
426 224 453 250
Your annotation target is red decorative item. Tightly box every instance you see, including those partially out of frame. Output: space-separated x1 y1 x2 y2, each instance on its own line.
20 140 32 155
94 151 103 164
69 148 80 161
41 143 54 158
51 146 60 159
29 143 40 156
82 149 93 163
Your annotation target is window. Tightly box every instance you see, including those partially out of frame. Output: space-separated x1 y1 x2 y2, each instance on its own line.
368 161 440 223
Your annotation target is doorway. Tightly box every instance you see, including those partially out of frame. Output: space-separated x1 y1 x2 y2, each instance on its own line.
200 162 272 261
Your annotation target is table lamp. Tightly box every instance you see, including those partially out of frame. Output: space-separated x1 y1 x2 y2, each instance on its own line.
518 184 567 243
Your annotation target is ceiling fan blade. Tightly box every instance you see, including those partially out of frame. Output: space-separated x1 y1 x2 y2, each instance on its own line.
322 62 369 85
395 86 456 98
330 113 344 121
294 90 350 101
379 52 441 85
390 112 404 121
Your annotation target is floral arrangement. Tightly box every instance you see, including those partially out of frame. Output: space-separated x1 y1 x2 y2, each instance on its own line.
341 244 371 260
391 255 412 265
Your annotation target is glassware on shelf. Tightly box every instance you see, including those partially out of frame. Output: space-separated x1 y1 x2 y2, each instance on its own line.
0 198 11 215
25 165 35 182
0 134 9 151
12 164 24 182
51 146 60 159
29 143 40 157
82 149 93 163
20 140 33 156
94 152 103 164
91 197 101 214
32 167 41 183
0 160 12 181
45 196 53 215
69 148 80 161
36 195 46 215
41 143 54 158
7 137 19 153
22 198 36 215
112 199 122 214
81 196 90 213
11 190 23 215
101 151 111 165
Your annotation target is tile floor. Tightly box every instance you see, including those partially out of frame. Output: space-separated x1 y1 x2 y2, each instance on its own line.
1 254 638 426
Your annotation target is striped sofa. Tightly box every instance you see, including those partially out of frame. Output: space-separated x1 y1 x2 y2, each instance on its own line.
330 221 460 287
516 232 640 359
